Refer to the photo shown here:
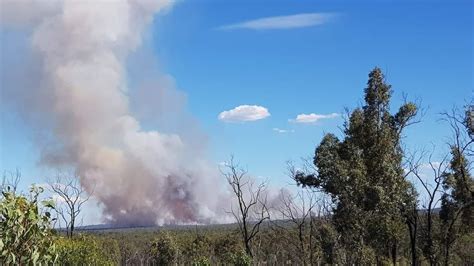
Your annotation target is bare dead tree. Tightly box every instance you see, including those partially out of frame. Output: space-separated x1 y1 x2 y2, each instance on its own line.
406 148 450 265
274 189 317 265
284 160 337 264
1 169 21 194
402 151 422 266
221 156 269 258
47 171 92 238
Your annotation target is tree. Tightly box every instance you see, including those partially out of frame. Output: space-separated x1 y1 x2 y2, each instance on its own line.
439 107 474 265
399 174 419 266
48 172 92 238
287 160 338 264
294 67 418 264
273 188 317 264
0 185 57 264
222 156 270 258
406 149 449 265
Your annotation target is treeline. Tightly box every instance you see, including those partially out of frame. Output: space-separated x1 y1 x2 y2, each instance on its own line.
1 68 472 265
218 68 473 265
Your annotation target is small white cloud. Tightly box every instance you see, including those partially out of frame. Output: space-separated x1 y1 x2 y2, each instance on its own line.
218 12 337 31
273 128 295 133
218 105 270 122
289 113 339 124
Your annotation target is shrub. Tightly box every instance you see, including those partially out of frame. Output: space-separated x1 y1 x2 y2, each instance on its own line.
150 232 179 265
186 234 212 262
229 250 252 266
98 236 122 264
192 256 211 266
214 233 244 263
0 186 57 264
56 235 116 265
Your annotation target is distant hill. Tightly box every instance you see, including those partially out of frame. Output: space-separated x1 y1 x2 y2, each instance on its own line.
74 222 242 233
73 208 441 233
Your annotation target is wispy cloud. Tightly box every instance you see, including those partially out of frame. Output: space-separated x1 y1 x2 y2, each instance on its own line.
218 12 337 31
289 113 339 124
218 105 270 122
273 128 295 134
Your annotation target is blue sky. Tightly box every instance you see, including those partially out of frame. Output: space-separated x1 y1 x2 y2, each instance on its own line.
150 0 473 184
1 0 473 195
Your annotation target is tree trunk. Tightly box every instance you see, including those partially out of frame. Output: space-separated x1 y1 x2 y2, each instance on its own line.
426 209 435 266
245 241 252 258
406 215 417 266
443 237 451 266
299 224 306 265
309 218 314 265
242 218 252 257
70 213 75 238
391 242 397 266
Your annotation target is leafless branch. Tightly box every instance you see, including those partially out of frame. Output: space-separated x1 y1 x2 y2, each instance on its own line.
221 156 270 257
47 171 93 238
1 168 21 194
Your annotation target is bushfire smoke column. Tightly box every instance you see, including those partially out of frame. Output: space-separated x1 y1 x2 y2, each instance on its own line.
1 0 222 225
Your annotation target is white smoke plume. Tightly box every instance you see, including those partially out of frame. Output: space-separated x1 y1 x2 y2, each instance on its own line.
1 0 224 225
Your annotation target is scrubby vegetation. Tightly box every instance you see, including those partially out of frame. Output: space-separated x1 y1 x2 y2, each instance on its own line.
0 186 57 264
1 68 472 265
55 235 120 265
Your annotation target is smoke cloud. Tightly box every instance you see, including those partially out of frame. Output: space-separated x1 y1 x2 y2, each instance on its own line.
1 0 224 225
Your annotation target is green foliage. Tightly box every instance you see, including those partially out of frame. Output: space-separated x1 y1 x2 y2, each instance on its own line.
214 233 240 258
296 67 418 262
441 146 473 229
466 105 474 137
228 250 252 266
213 232 250 264
439 117 474 264
186 233 212 262
317 222 338 264
97 236 122 264
150 232 180 265
0 186 57 265
454 232 474 263
56 234 118 265
191 256 211 266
